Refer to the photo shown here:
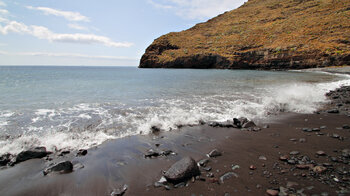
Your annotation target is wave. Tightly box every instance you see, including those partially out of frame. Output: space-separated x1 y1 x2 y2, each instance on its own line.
0 72 349 155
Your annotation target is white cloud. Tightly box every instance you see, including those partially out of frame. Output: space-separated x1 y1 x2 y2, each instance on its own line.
0 20 133 47
26 6 90 22
0 1 6 7
149 0 247 20
0 9 8 15
68 23 88 31
0 50 138 61
148 0 173 9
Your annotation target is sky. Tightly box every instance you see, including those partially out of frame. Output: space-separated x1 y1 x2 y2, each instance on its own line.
0 0 247 66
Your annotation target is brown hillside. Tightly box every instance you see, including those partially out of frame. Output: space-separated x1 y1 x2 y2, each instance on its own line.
139 0 350 69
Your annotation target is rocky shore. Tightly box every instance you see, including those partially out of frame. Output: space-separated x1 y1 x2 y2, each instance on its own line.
0 83 349 195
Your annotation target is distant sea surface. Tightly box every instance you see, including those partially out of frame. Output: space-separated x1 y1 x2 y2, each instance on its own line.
0 66 349 154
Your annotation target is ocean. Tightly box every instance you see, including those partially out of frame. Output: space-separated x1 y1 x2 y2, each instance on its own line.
0 66 349 155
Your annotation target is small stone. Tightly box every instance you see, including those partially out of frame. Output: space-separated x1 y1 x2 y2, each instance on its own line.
289 138 297 142
316 151 326 156
287 159 296 165
249 165 257 170
174 182 186 188
263 125 270 129
111 184 128 196
207 149 222 158
296 164 313 169
164 157 200 183
231 165 240 171
266 189 279 196
279 155 289 162
289 151 300 155
202 166 212 171
286 181 298 188
256 184 262 189
343 124 350 129
302 128 312 132
151 126 161 134
43 161 73 175
259 155 267 161
198 159 209 167
332 134 340 138
313 166 327 173
242 121 256 128
220 172 238 183
76 149 87 156
299 138 306 143
327 109 339 113
208 177 219 184
312 128 321 132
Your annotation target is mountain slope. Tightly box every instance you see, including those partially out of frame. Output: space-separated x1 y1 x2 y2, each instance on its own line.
139 0 350 69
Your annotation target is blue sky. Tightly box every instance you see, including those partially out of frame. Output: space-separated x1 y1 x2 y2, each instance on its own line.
0 0 247 66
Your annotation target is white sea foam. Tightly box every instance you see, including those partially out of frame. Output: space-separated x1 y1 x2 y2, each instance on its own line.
0 72 349 155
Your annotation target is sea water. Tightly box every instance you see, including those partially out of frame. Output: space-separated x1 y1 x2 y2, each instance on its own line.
0 66 349 154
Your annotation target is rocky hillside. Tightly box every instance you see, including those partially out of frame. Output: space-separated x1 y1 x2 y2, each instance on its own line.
139 0 350 69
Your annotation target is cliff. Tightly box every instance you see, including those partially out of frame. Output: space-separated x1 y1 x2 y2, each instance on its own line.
139 0 350 69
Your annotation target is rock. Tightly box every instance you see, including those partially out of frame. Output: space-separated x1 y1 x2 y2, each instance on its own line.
15 147 50 164
316 151 326 156
279 155 289 162
296 164 314 169
217 121 234 128
233 118 242 128
266 189 279 196
249 165 257 170
202 166 212 171
313 166 327 173
312 128 321 132
0 153 12 166
164 157 200 183
302 128 312 132
343 124 350 129
160 150 176 156
341 149 350 158
58 150 70 156
263 124 270 129
299 138 306 143
151 126 161 134
219 172 238 183
242 121 256 128
332 134 340 138
77 149 87 156
43 161 73 175
207 149 222 158
289 151 300 155
232 164 240 170
327 109 339 113
174 182 186 188
287 159 296 165
198 159 209 167
238 117 248 125
208 122 220 127
111 184 128 196
144 149 160 158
